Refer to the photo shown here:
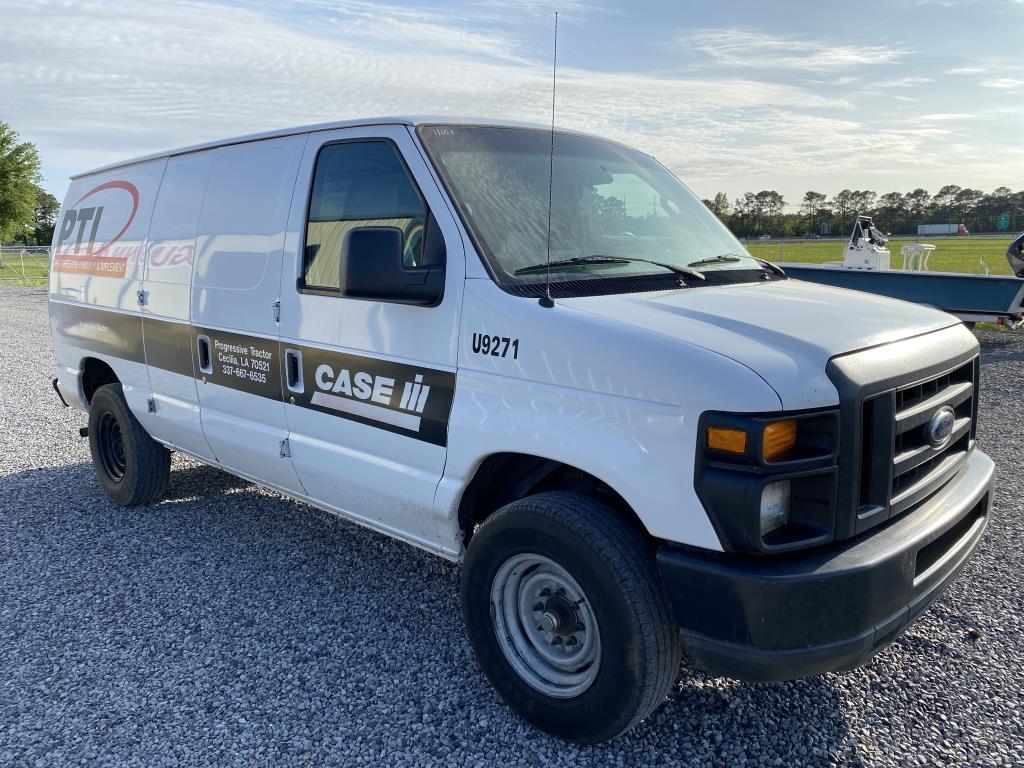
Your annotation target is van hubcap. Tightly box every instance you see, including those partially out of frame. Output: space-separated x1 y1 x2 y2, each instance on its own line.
97 412 127 482
490 554 601 698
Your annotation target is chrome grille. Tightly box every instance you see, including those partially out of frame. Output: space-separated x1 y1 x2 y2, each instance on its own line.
827 326 980 542
889 358 977 516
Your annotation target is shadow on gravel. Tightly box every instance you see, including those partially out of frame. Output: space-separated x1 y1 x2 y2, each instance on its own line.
1 459 862 766
652 673 864 766
160 460 254 501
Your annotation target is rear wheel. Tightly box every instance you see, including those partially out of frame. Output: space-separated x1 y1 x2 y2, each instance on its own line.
462 492 681 743
88 383 170 506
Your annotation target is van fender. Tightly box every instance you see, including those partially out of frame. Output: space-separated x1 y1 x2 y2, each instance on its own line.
436 371 741 555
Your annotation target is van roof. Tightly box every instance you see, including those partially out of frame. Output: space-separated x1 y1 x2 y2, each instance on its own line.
71 116 610 179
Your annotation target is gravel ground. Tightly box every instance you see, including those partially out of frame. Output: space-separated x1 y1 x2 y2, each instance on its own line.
1 285 1022 767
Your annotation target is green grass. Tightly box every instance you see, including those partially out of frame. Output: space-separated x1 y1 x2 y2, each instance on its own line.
0 237 1015 286
0 252 50 285
746 237 1015 276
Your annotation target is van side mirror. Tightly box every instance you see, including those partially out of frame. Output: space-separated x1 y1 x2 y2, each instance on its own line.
339 223 445 306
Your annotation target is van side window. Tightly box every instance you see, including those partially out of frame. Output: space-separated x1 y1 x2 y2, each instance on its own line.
303 141 426 291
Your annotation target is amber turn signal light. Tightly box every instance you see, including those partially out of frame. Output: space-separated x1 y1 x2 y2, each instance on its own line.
707 426 747 454
762 419 797 461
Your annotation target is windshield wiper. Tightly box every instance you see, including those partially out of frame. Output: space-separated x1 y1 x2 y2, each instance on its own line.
686 254 742 268
754 258 786 277
515 255 705 281
686 252 786 279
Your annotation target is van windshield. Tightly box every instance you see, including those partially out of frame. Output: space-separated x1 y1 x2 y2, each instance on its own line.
418 125 766 291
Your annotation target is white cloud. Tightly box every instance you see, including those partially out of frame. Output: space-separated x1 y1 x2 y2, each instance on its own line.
681 29 905 72
946 65 986 74
473 0 599 20
883 127 952 137
917 113 977 120
0 0 1019 205
874 76 934 88
1 0 860 189
274 0 528 61
982 77 1024 89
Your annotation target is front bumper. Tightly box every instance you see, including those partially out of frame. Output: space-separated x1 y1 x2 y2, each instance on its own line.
657 448 994 682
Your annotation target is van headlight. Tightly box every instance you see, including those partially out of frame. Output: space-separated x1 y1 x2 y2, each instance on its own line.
696 409 840 554
762 420 797 462
760 480 791 536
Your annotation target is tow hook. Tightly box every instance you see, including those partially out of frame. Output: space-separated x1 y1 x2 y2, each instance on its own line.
79 427 89 438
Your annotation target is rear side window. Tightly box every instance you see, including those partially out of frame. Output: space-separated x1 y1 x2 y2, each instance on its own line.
303 141 426 291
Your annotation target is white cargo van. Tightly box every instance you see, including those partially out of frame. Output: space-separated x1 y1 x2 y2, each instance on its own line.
49 118 994 743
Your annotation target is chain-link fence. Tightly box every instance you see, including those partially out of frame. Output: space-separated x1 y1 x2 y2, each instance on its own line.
1 235 1018 285
0 247 51 285
745 234 1017 276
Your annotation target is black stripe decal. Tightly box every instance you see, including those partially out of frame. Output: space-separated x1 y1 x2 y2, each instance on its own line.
51 303 454 446
51 302 145 364
143 316 195 378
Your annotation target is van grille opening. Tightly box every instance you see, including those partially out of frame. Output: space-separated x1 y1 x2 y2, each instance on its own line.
856 356 977 531
890 358 976 516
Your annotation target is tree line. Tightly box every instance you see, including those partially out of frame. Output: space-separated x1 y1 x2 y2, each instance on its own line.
0 122 58 247
3 118 1023 248
702 186 1024 239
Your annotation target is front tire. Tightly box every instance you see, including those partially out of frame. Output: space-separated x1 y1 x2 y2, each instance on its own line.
88 383 170 506
461 492 682 743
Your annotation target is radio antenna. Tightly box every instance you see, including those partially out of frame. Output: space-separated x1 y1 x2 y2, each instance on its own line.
539 10 559 308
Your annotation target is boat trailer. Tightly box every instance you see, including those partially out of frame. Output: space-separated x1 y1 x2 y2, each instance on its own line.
778 217 1024 329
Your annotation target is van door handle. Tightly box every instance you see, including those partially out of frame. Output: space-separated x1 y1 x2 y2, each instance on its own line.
285 348 303 393
197 335 213 375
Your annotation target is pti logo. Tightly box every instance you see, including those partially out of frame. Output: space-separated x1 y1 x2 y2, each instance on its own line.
53 180 139 277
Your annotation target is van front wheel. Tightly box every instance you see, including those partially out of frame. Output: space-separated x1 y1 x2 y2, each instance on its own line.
461 492 681 743
88 383 170 506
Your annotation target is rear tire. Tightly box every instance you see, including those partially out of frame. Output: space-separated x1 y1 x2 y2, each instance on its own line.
88 383 170 506
461 491 681 743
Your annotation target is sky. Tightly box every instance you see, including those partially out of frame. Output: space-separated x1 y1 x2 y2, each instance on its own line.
2 0 1022 211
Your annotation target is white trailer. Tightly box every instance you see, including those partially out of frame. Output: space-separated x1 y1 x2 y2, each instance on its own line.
918 223 962 236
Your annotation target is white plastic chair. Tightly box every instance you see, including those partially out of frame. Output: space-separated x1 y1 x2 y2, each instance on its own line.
900 244 936 272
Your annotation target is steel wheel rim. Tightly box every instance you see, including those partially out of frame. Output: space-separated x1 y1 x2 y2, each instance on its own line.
490 553 601 698
97 412 127 482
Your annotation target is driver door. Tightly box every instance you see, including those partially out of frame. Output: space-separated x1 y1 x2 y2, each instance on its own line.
277 125 464 549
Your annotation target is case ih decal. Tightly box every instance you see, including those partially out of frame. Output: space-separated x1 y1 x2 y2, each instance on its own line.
298 345 455 446
311 365 433 435
53 180 140 277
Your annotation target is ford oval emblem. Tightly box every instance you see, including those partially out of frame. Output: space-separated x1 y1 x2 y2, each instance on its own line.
925 406 956 449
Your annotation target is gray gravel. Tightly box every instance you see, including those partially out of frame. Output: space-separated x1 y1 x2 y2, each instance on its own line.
1 284 1022 767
